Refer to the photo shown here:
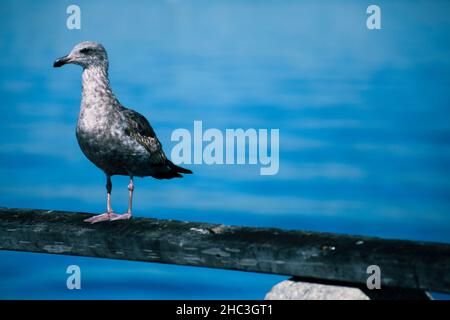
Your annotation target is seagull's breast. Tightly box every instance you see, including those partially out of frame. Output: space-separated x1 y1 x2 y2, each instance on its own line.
76 105 148 175
76 68 154 176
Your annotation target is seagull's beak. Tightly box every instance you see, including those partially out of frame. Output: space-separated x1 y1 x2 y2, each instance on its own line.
53 55 72 68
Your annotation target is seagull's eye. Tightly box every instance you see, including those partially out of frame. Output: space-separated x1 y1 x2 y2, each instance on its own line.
80 48 94 54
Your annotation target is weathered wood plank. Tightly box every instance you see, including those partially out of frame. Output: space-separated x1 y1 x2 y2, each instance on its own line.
0 207 449 293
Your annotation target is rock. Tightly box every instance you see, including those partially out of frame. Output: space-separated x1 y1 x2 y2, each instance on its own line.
265 279 370 300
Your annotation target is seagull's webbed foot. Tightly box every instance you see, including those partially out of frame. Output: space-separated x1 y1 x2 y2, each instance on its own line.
84 212 114 224
109 212 132 221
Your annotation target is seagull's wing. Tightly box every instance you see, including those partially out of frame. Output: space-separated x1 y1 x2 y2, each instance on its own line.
121 108 167 165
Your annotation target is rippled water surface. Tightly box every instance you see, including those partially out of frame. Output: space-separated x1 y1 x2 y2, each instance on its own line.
1 0 449 299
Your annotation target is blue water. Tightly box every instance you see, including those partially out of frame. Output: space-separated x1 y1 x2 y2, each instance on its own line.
1 0 450 299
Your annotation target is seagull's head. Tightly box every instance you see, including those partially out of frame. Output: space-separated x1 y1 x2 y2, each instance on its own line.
53 41 108 69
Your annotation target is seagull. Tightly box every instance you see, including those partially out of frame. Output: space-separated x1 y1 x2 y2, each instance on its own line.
53 41 192 223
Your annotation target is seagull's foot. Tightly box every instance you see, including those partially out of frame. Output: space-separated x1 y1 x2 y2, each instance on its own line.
84 212 114 224
109 212 132 221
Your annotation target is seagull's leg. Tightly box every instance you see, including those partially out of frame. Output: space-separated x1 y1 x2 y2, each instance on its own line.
110 176 133 221
84 174 115 223
128 177 134 214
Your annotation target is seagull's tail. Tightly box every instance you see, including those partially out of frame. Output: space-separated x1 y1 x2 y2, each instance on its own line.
169 161 193 174
151 161 193 179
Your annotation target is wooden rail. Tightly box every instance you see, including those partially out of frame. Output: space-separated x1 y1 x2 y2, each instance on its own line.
0 207 449 294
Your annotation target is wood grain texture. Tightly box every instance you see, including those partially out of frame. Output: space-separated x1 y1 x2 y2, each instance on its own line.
0 207 449 293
